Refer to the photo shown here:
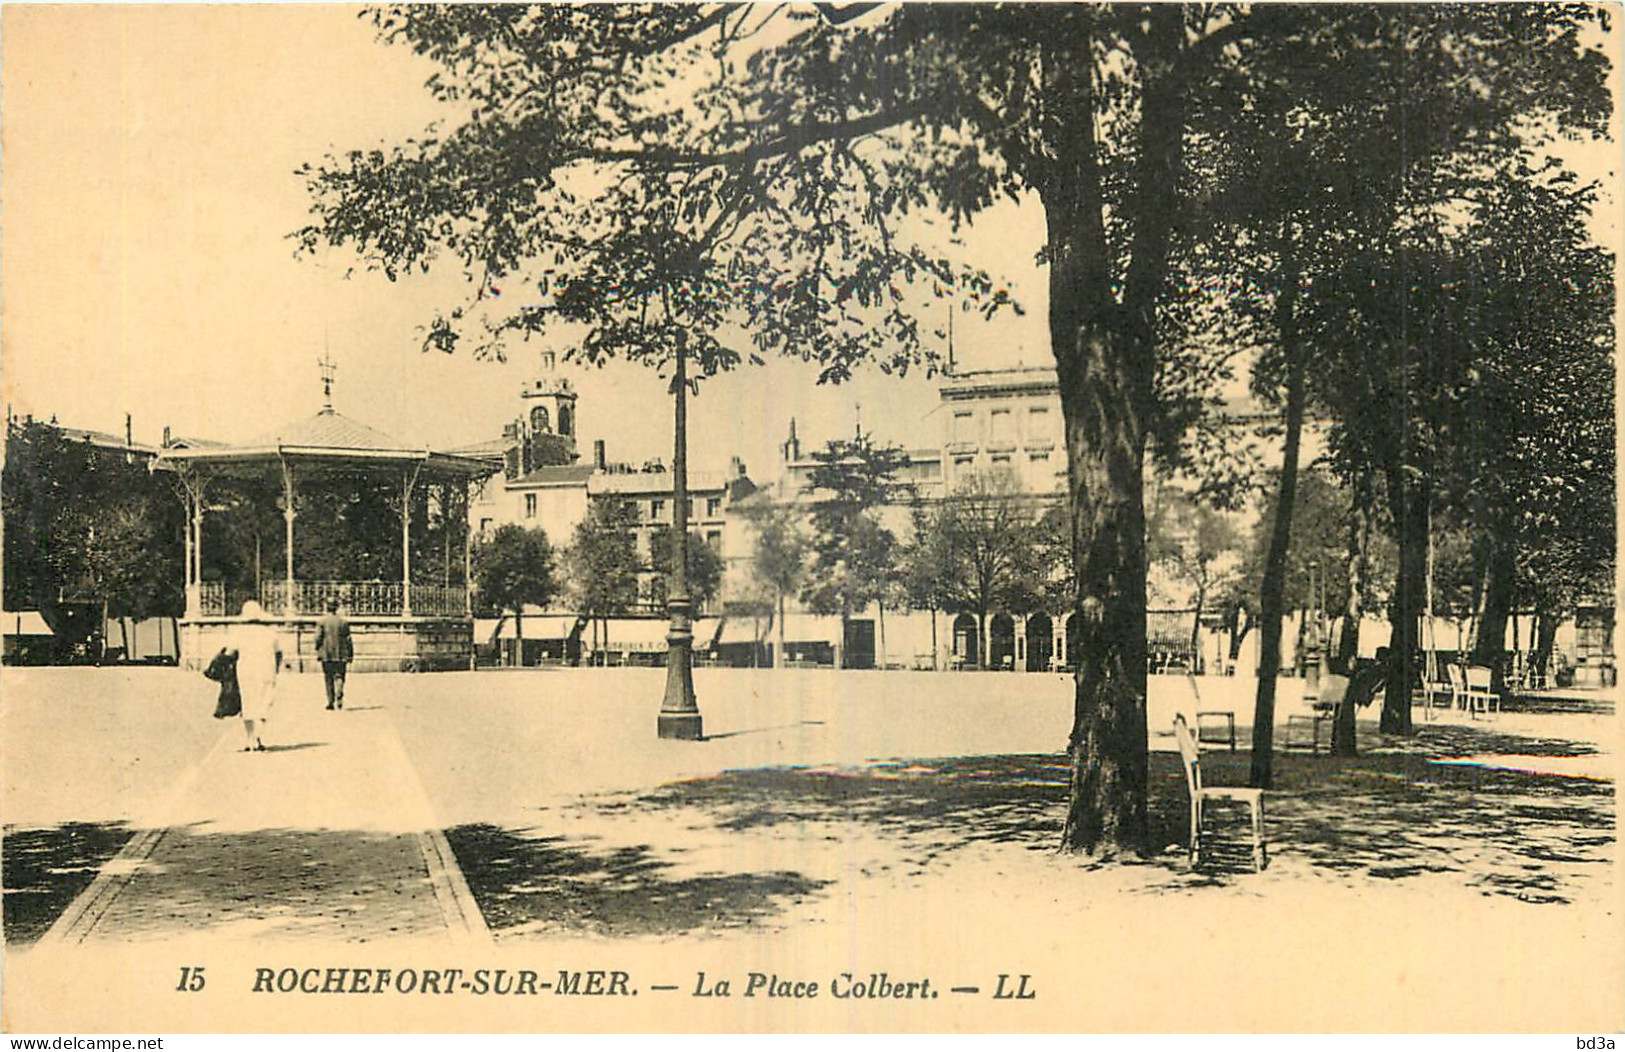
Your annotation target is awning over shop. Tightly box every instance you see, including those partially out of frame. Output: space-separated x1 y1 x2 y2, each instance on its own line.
590 618 673 653
478 613 584 643
3 611 52 636
778 614 843 647
581 617 724 652
716 615 770 646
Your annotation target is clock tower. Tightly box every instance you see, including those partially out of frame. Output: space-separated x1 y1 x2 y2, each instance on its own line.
508 350 579 476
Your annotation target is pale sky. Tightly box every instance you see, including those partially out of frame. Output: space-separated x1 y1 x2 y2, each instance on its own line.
0 6 1050 479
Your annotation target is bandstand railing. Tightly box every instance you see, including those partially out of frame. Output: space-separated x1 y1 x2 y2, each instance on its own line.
197 580 468 617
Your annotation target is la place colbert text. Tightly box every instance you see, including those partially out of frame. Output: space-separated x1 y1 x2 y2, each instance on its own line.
248 967 1035 1000
691 971 1035 1000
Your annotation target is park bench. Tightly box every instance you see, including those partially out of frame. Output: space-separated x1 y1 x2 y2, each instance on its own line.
1172 714 1267 871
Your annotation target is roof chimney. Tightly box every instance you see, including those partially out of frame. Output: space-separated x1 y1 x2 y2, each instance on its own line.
593 439 606 471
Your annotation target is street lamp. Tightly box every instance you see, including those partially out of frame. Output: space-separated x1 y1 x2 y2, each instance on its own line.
657 331 703 740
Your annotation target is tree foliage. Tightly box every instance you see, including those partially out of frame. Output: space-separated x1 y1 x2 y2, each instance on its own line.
3 421 184 620
650 526 725 608
472 523 558 618
799 435 910 656
915 470 1051 668
565 498 641 621
298 3 1614 856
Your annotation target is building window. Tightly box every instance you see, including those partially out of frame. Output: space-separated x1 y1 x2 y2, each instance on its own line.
649 499 665 522
990 408 1013 442
953 455 974 469
1030 451 1051 465
706 530 723 552
952 411 975 442
991 454 1012 466
479 517 494 536
524 493 537 518
706 497 722 517
529 405 550 433
557 404 573 436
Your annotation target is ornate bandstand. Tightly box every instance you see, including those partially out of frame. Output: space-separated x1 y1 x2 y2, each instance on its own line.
155 363 496 672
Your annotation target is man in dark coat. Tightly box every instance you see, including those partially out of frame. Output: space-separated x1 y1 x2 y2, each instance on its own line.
314 598 354 710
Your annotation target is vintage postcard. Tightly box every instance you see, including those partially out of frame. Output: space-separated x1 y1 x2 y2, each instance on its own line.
2 3 1621 1036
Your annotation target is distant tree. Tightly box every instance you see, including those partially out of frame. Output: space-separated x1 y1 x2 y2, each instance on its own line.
473 524 558 665
800 435 909 667
565 498 640 661
925 471 1047 670
1147 486 1245 672
3 421 184 635
901 503 959 669
650 526 724 611
742 501 810 670
4 421 85 610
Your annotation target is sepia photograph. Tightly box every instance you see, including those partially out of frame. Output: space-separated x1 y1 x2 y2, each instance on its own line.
1 2 1621 1036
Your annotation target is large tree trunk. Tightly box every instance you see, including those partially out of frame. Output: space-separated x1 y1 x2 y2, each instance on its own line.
978 609 989 671
1332 469 1374 756
1534 609 1558 684
1189 589 1205 674
1382 467 1429 735
776 588 787 671
1250 244 1306 789
1229 606 1251 664
1047 10 1181 857
877 598 888 670
1469 531 1515 696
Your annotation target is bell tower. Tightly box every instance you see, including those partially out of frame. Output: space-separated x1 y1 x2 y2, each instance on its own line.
514 350 579 472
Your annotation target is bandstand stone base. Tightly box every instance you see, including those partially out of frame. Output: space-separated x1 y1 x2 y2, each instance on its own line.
181 616 474 673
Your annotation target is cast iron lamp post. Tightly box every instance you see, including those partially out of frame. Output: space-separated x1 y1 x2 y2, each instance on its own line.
658 331 703 740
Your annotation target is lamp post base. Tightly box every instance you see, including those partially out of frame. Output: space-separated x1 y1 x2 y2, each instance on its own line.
657 711 704 740
658 593 703 741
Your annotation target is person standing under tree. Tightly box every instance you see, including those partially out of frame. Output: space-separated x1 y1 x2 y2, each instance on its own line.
314 597 353 710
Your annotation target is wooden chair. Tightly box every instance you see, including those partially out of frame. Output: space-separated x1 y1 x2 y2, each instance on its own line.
1195 710 1237 752
1172 714 1267 871
1461 665 1500 719
1418 665 1456 719
1285 673 1346 753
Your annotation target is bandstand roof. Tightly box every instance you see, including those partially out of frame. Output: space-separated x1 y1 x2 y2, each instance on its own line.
154 407 496 479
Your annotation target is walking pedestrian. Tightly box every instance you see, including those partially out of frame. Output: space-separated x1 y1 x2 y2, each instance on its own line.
233 600 283 751
314 597 353 710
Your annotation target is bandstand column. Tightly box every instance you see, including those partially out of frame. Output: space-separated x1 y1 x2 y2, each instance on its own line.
462 479 476 616
279 454 297 619
400 462 422 619
183 488 199 618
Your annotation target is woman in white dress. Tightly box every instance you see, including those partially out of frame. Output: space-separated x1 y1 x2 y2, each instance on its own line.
233 601 284 752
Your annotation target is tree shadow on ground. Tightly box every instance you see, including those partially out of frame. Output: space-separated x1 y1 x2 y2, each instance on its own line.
1140 745 1613 900
3 822 135 944
444 824 829 938
600 720 1612 905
